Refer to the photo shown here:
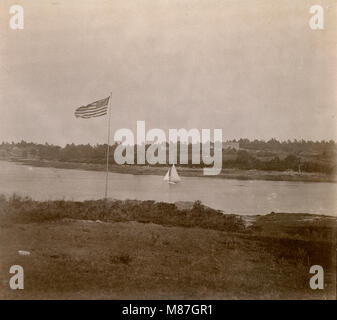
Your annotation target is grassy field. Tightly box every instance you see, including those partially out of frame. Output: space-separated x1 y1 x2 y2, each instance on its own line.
0 195 336 299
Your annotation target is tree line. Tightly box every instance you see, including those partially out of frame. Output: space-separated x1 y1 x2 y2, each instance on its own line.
0 139 336 174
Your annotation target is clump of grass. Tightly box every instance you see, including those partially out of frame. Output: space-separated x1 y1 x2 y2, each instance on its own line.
0 195 245 233
109 254 132 265
249 212 337 242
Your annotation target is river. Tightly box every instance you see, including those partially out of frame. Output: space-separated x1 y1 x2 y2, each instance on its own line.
0 160 336 215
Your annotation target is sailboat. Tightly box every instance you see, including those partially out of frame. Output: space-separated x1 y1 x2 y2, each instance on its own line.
163 164 181 184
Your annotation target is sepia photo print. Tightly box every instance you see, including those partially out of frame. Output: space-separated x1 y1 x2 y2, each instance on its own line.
0 0 336 302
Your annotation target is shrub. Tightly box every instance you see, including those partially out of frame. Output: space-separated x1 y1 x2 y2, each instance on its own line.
0 195 246 233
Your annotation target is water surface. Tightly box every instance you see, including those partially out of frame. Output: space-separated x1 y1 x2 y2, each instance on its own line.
0 161 336 215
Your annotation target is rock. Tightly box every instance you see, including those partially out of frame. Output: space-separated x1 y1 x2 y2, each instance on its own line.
18 250 30 256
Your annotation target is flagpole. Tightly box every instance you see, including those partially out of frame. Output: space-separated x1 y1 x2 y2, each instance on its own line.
105 92 112 199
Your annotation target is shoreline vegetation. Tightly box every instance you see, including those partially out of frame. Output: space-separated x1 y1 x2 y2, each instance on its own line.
12 159 337 183
0 139 336 183
0 195 336 299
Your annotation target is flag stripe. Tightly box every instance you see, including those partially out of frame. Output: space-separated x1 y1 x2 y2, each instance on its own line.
75 109 108 117
79 111 108 119
82 97 109 108
75 109 108 118
76 103 108 113
77 109 107 117
75 105 108 116
76 97 109 109
76 104 108 112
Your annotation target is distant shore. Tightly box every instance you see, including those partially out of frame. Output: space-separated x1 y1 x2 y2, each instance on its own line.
10 158 337 183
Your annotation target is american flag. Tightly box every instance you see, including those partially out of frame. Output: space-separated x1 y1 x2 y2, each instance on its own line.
74 96 110 119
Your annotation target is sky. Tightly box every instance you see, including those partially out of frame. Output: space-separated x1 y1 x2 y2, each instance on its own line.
0 0 336 146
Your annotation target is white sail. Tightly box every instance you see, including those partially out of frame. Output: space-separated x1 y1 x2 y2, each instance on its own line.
163 168 170 181
169 164 181 183
163 164 181 183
